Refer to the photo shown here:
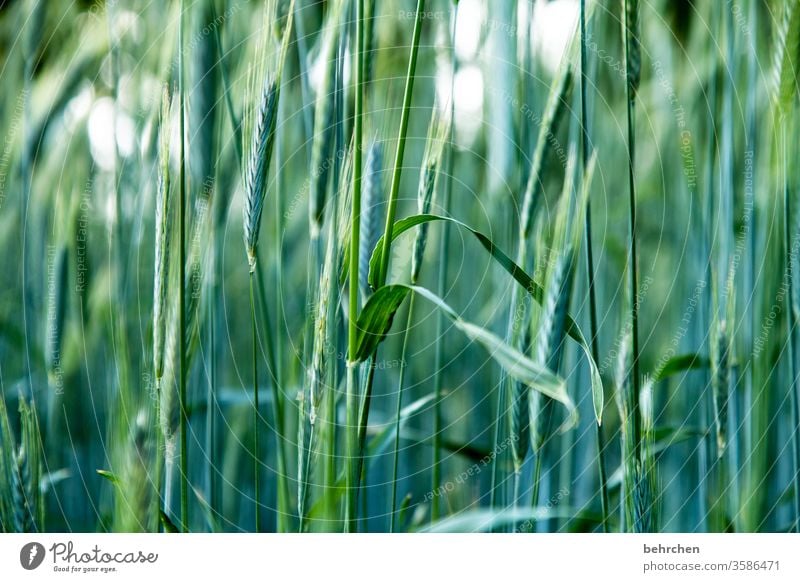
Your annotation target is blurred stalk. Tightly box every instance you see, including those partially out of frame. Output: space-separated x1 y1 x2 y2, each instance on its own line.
250 273 260 532
740 0 757 534
255 257 290 532
389 294 415 532
622 0 642 464
432 0 458 525
722 0 738 530
350 0 426 531
292 0 315 158
21 0 43 396
345 0 366 532
193 0 221 531
698 0 719 531
178 0 189 532
580 0 609 531
375 0 425 287
212 0 242 162
273 57 287 537
783 118 800 532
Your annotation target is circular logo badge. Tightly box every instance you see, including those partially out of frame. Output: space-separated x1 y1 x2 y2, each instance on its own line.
20 542 46 570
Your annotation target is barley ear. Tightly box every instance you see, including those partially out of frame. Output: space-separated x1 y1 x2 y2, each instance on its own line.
775 0 800 116
242 0 297 272
153 87 172 380
411 107 449 284
711 318 731 456
359 140 384 299
243 75 279 273
622 0 641 99
519 66 572 240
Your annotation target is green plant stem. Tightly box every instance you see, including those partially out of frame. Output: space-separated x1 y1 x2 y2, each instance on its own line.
580 0 609 532
530 399 554 514
355 357 378 525
178 0 189 533
211 0 242 164
741 0 757 535
207 254 219 530
155 385 164 531
254 256 289 532
623 50 641 462
390 294 415 532
345 363 359 531
292 0 314 157
350 0 426 531
698 3 718 532
346 0 366 533
783 122 800 532
250 273 260 532
324 357 337 531
298 422 315 532
273 100 289 534
431 0 457 525
376 0 426 287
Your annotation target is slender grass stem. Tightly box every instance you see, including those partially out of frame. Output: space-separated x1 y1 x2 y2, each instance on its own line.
273 97 288 534
155 388 164 531
390 294 415 532
741 0 757 535
698 2 718 532
349 0 426 531
346 0 366 533
207 198 218 531
783 121 800 532
622 0 642 461
345 363 359 531
250 273 260 532
530 400 554 513
298 422 315 532
292 0 315 158
354 358 377 526
580 0 609 531
432 0 458 525
376 0 426 288
177 0 189 533
255 256 289 532
212 0 242 164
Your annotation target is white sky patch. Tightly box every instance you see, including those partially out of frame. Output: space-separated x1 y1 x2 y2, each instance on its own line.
452 65 484 147
309 44 351 95
88 98 136 171
455 0 483 61
64 85 94 132
533 0 579 75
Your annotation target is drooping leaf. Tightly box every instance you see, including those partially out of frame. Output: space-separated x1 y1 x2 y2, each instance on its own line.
367 394 436 459
96 470 119 487
159 510 180 533
350 284 575 423
368 215 601 422
653 353 710 383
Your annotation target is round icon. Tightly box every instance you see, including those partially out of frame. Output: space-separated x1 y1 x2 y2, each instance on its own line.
19 542 46 570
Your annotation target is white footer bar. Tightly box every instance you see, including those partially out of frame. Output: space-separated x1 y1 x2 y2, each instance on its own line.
1 534 798 581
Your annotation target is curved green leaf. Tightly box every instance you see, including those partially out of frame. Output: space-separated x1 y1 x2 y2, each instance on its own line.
350 284 575 423
367 214 602 424
96 470 120 487
653 353 710 383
